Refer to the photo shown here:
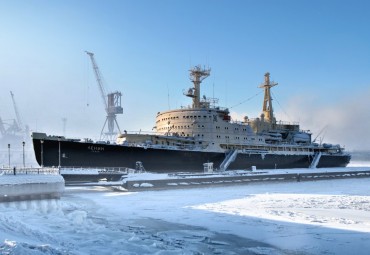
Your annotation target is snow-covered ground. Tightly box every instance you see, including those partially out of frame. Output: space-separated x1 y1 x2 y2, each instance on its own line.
0 174 63 185
1 162 370 254
348 161 370 167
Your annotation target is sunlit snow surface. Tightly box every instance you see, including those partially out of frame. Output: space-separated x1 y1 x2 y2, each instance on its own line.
1 162 370 254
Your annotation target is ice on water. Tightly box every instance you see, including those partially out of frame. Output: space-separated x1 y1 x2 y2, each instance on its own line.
0 163 370 254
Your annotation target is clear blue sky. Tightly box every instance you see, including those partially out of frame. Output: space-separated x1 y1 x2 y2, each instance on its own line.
0 0 369 149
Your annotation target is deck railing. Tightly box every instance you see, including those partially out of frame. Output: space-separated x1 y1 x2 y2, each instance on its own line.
61 166 130 173
0 166 131 175
0 167 59 175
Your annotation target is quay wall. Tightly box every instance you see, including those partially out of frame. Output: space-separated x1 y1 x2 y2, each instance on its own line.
123 169 370 191
0 172 64 202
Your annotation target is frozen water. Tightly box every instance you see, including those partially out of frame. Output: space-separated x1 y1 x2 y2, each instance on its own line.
0 195 276 254
348 160 370 167
1 168 370 254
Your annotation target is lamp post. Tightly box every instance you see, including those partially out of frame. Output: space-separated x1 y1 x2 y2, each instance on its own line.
58 137 61 171
22 141 25 168
40 140 44 168
7 144 10 169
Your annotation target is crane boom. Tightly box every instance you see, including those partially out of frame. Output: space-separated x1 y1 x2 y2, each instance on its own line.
10 91 24 131
85 51 124 141
0 116 6 136
85 51 108 111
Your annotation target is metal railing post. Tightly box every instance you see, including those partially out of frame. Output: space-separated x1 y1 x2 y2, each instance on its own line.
58 137 61 174
40 140 44 168
8 144 10 169
22 141 25 168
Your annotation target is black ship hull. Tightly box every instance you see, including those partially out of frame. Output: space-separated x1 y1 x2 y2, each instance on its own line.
32 138 351 172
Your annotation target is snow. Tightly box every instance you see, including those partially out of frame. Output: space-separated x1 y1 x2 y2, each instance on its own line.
1 163 370 254
132 182 154 188
348 161 370 167
124 173 170 181
78 178 370 254
190 193 370 232
61 169 100 175
0 174 64 185
0 175 65 202
120 165 370 184
139 183 154 187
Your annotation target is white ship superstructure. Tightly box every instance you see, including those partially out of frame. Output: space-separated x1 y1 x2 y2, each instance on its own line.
118 67 337 157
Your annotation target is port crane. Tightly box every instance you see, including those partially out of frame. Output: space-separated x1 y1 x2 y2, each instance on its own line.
86 51 123 141
0 92 30 147
0 116 6 137
10 91 28 135
10 91 24 132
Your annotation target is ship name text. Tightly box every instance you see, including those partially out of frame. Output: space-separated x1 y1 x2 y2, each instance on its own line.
88 145 105 152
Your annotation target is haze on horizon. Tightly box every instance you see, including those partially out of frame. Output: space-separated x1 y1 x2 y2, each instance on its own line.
0 0 369 151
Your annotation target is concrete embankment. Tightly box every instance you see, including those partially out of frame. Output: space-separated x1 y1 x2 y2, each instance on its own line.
122 168 370 191
0 174 65 202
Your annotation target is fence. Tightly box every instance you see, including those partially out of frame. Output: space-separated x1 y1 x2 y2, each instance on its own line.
0 167 59 175
59 166 130 173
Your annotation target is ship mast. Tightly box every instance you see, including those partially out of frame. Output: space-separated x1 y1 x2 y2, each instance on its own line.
186 66 210 108
259 72 277 123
